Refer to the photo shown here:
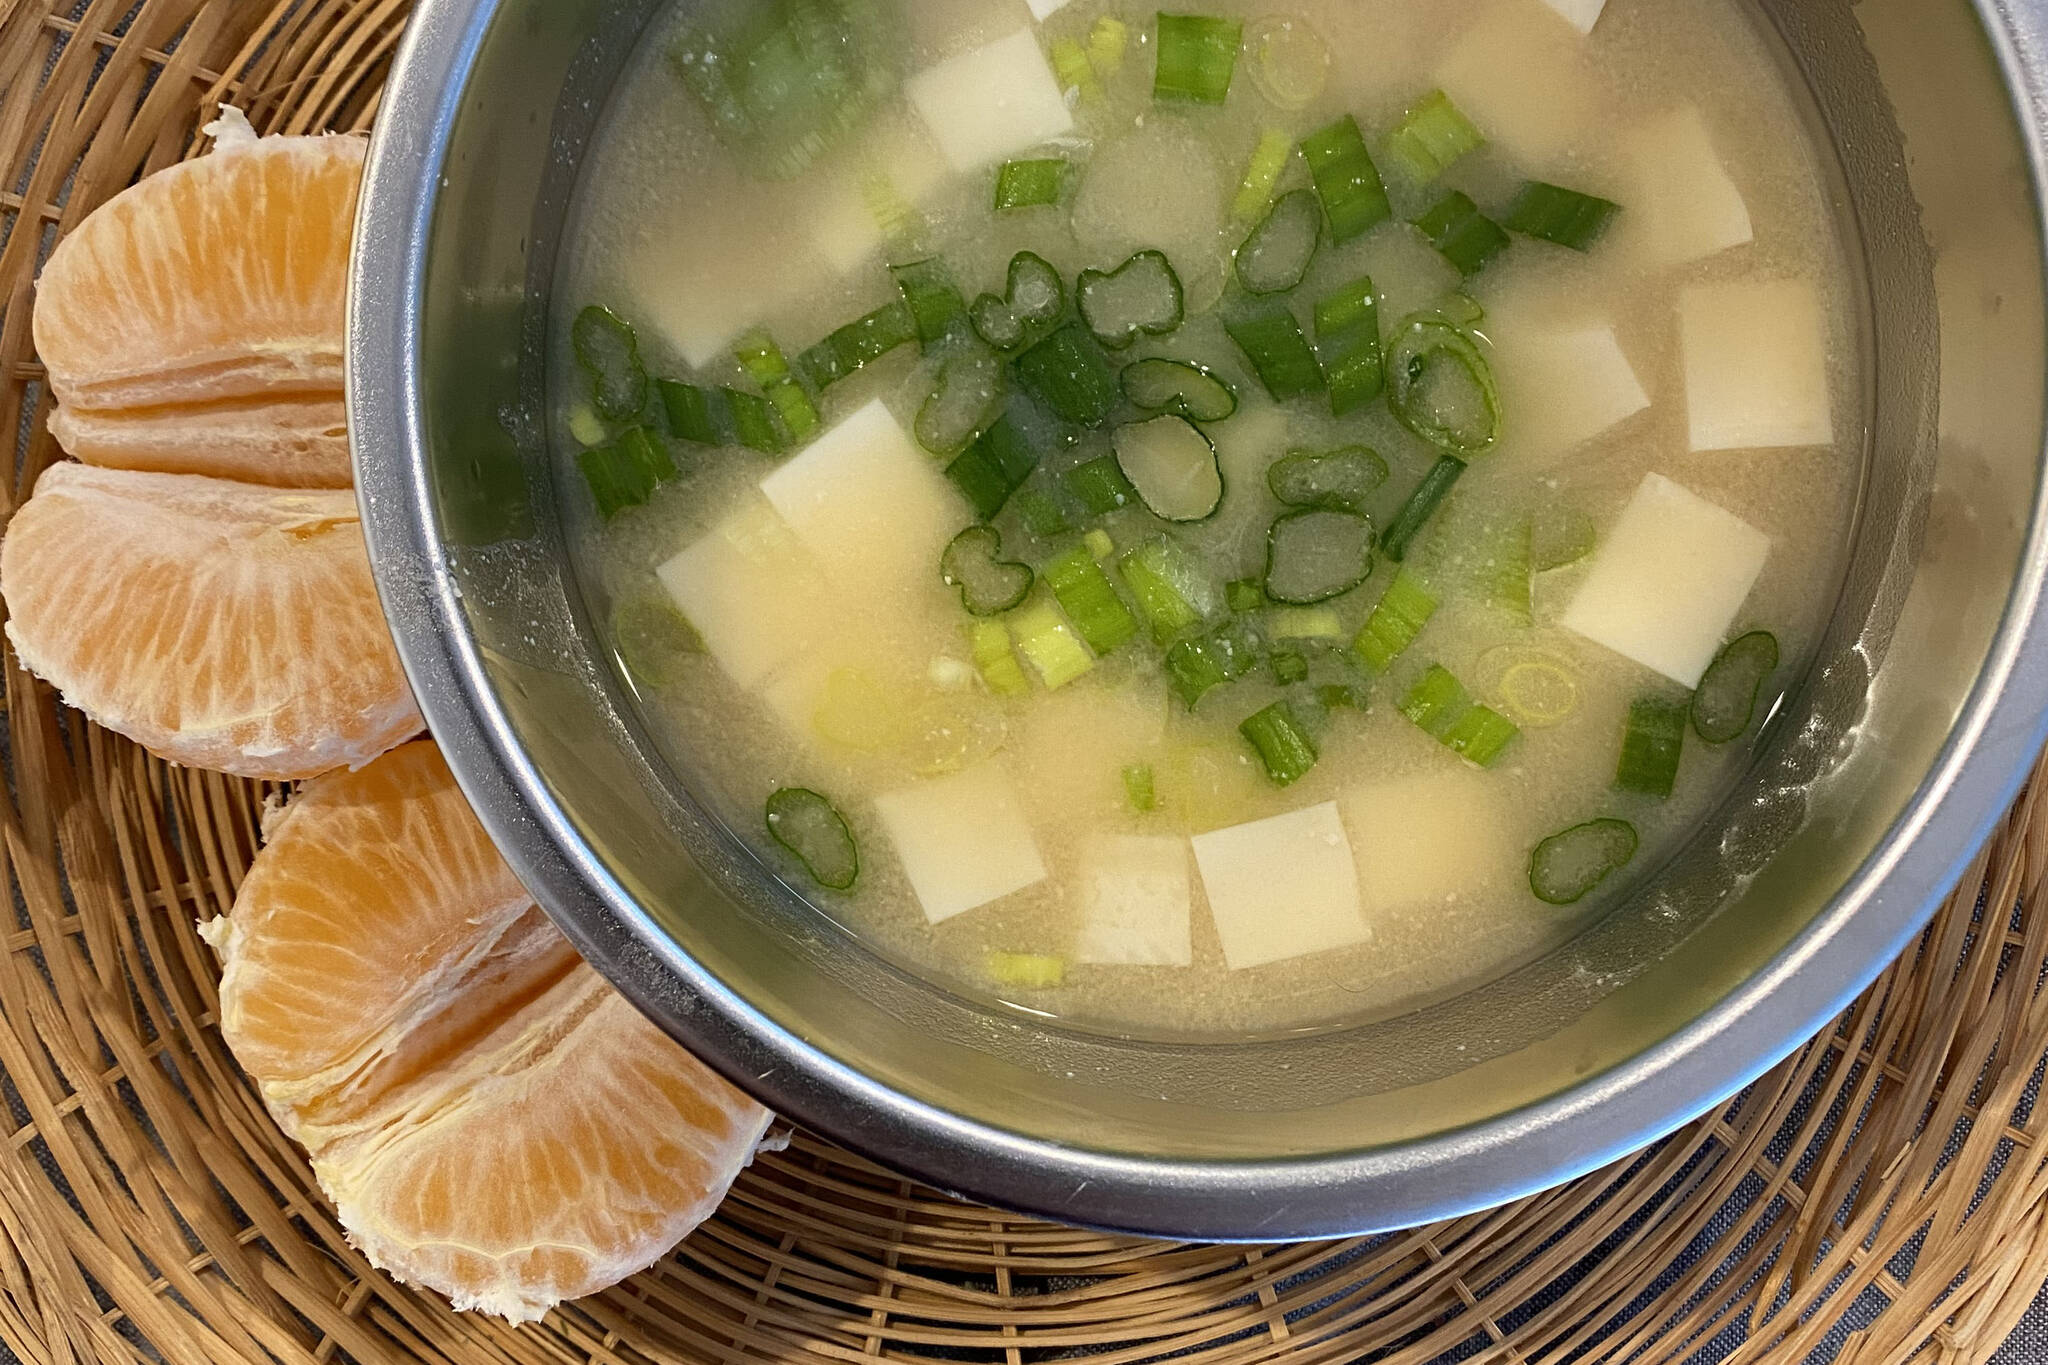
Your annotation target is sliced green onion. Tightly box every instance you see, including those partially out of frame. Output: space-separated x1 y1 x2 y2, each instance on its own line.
1234 126 1296 222
1240 701 1318 786
567 405 609 448
1302 114 1392 243
945 414 1042 519
1442 705 1520 767
1246 15 1328 111
1113 415 1224 522
1119 534 1222 643
1044 544 1139 654
1401 663 1518 766
1052 35 1101 102
1352 571 1437 672
969 620 1031 697
1433 292 1485 327
1224 305 1325 401
572 305 649 421
1502 181 1621 251
1529 819 1638 906
1414 191 1511 276
1381 455 1468 562
1120 358 1239 422
669 0 895 182
971 251 1066 352
1154 13 1241 105
1693 631 1780 744
1478 516 1532 624
941 526 1034 616
995 159 1067 212
1064 456 1139 515
1124 763 1158 812
1226 578 1265 614
1015 324 1121 427
1267 445 1387 513
1014 489 1074 539
1314 274 1384 416
917 342 1007 456
1166 619 1262 708
1009 594 1096 689
724 388 786 453
1236 187 1322 295
1616 697 1688 798
1084 528 1117 561
611 593 701 689
1318 682 1367 712
1384 89 1483 184
892 258 969 349
1269 645 1309 685
658 380 718 445
1268 605 1345 640
1533 504 1598 572
1089 15 1130 73
1077 251 1186 351
578 426 676 520
797 301 918 389
764 788 859 891
986 951 1066 989
1387 317 1501 454
734 329 821 444
1265 508 1374 605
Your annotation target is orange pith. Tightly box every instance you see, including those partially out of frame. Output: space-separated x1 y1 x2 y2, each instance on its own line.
210 741 773 1322
0 462 420 779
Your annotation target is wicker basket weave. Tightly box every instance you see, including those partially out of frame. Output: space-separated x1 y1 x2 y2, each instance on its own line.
4 2 2048 1362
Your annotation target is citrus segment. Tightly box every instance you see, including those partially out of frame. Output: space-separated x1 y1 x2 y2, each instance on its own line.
0 463 420 779
32 111 360 485
47 393 351 488
209 742 774 1322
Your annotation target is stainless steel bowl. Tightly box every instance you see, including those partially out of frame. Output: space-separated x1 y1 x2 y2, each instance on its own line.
349 0 2048 1237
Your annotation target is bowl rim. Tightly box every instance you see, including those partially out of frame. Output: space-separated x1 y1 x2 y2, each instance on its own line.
348 0 2048 1238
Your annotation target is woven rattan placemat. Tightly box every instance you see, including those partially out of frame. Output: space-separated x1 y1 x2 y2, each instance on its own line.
6 2 2048 1362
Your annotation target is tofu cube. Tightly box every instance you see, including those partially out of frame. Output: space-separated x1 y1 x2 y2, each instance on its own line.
875 764 1048 923
758 399 965 600
1344 769 1525 919
1025 0 1073 18
906 28 1075 173
1493 323 1650 462
1680 278 1835 451
808 117 951 275
1191 803 1369 971
1435 3 1594 167
656 499 828 687
1074 836 1193 967
1626 106 1753 269
1561 473 1772 688
1538 0 1607 34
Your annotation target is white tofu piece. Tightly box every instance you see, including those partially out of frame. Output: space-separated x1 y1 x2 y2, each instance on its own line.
906 28 1074 173
1538 0 1606 34
624 172 815 369
1191 803 1369 971
1680 279 1835 452
1344 770 1524 919
1025 0 1073 18
656 499 828 687
1493 324 1650 462
1561 473 1772 688
808 117 952 275
1435 2 1594 167
875 765 1048 924
1626 106 1752 268
758 399 965 599
1074 836 1193 967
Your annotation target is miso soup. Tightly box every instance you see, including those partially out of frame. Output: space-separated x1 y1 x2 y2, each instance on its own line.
557 0 1864 1037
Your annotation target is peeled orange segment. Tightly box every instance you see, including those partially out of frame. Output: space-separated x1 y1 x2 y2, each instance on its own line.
47 393 351 488
32 110 360 484
208 742 773 1322
0 463 420 780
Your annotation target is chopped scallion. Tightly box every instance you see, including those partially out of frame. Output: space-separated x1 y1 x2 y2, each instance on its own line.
1166 619 1262 708
1154 13 1241 105
1268 445 1387 513
1044 545 1138 654
797 302 918 389
1015 324 1121 427
1123 763 1158 812
1502 181 1621 251
764 788 860 891
1120 357 1239 422
1532 504 1598 572
1077 251 1186 350
1269 645 1309 685
986 951 1066 989
945 414 1042 519
1302 114 1392 243
892 258 969 349
1693 631 1780 744
971 251 1066 352
734 329 820 444
1414 191 1511 276
995 158 1068 211
1387 317 1501 455
1052 35 1101 101
1235 187 1323 296
969 620 1032 697
1442 705 1520 767
1234 126 1296 222
1529 819 1638 906
572 305 649 420
724 387 786 453
1401 663 1518 766
1064 456 1139 515
1265 508 1375 605
1384 89 1483 184
1353 571 1437 672
917 342 1007 456
1616 697 1688 798
1224 305 1325 401
1240 702 1318 786
1118 534 1221 642
612 594 701 689
1009 594 1097 689
1380 455 1468 562
1089 15 1131 75
941 526 1034 616
1113 415 1225 522
1014 488 1073 539
578 425 676 520
1226 578 1265 614
1268 605 1345 640
1085 528 1117 561
1313 274 1384 416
